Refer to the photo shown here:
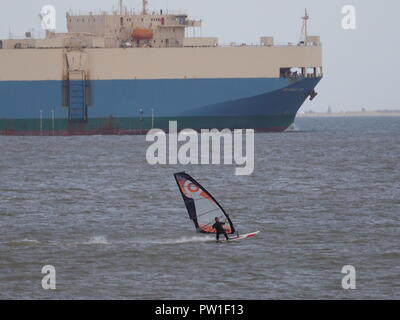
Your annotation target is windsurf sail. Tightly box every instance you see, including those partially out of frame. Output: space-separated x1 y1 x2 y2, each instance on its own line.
174 172 236 234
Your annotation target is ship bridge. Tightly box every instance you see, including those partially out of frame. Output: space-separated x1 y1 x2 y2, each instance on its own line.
65 0 203 49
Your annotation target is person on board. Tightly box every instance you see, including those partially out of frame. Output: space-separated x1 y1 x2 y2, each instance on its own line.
212 217 230 242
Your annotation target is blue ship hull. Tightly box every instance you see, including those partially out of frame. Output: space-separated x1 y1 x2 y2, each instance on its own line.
0 76 321 135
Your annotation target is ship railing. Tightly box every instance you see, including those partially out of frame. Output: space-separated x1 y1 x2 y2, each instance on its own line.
67 9 137 16
67 9 189 16
3 35 36 40
218 42 321 48
161 22 201 28
282 73 322 79
163 9 189 16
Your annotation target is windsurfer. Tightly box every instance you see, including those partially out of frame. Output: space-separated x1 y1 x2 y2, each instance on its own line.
212 217 230 242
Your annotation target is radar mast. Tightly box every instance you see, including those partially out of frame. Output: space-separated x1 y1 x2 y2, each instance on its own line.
300 9 309 46
142 0 148 15
118 0 123 15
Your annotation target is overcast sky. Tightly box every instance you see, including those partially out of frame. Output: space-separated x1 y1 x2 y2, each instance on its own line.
1 0 399 112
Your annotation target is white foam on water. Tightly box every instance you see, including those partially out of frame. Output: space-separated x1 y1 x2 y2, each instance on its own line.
0 239 40 246
145 236 215 245
284 123 298 132
83 236 109 245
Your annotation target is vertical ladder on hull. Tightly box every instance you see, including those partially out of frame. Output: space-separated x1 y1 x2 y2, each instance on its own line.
63 50 91 123
68 71 87 122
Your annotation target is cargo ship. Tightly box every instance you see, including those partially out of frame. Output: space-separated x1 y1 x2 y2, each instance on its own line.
0 1 323 135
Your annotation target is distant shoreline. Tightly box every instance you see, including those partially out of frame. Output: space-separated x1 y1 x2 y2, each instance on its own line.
298 111 400 117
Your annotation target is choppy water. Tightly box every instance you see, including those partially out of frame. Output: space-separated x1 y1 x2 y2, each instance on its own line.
0 116 399 300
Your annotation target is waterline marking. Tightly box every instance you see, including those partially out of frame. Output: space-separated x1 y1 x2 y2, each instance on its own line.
146 121 255 176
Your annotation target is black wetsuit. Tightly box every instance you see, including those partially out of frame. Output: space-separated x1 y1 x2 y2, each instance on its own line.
212 221 229 241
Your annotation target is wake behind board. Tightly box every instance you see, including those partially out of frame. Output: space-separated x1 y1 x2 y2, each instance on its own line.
215 231 260 243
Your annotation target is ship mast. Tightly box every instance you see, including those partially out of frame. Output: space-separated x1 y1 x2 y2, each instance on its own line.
118 0 123 15
142 0 148 15
301 9 309 46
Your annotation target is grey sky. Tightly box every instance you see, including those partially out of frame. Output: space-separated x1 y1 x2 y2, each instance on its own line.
1 0 399 112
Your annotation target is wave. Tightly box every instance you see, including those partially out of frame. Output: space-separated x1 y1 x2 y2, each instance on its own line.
0 239 40 246
145 235 215 245
83 236 109 245
0 235 213 247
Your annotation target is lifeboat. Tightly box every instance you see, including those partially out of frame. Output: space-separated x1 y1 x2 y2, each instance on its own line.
132 28 153 40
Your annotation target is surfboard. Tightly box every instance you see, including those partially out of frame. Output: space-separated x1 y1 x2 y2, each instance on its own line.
216 231 260 243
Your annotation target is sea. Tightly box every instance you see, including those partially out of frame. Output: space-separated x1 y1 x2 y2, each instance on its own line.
0 116 399 300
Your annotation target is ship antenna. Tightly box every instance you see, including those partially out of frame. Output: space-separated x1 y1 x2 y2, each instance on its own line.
118 0 123 15
142 0 148 15
300 9 309 46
